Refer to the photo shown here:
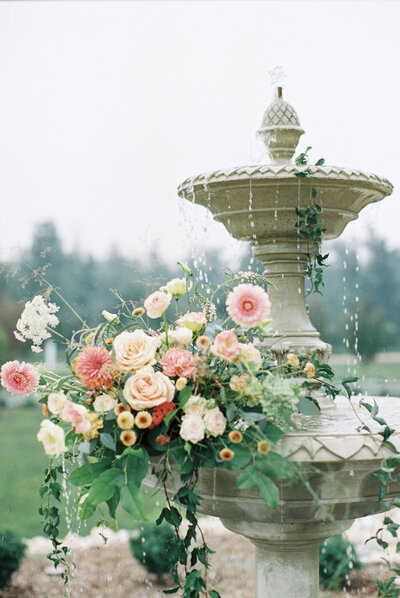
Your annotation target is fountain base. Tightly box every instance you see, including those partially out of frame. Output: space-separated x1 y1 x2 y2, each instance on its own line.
222 519 352 598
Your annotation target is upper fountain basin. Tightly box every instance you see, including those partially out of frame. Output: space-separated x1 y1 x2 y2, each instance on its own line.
178 164 393 242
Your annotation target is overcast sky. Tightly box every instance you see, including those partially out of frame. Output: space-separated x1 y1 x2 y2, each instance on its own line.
0 1 399 267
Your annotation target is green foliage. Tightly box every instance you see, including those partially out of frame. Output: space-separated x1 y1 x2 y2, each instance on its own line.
295 148 329 295
319 533 361 590
129 522 176 579
0 530 25 589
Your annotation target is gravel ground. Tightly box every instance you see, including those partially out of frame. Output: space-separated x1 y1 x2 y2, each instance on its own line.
0 523 391 598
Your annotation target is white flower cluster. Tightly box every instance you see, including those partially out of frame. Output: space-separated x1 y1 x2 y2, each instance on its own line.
14 295 60 353
179 396 227 444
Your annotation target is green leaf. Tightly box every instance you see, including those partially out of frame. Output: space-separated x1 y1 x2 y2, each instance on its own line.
315 158 325 166
79 497 96 521
178 384 192 408
106 489 120 519
69 460 112 486
257 475 279 509
297 396 320 415
163 587 181 595
255 452 292 480
87 468 124 505
263 423 285 443
99 433 116 452
236 465 258 490
125 448 149 487
120 483 146 520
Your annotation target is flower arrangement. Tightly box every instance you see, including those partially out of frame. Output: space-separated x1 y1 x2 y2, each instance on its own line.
0 266 332 597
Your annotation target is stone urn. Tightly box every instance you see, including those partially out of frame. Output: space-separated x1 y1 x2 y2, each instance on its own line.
146 88 398 597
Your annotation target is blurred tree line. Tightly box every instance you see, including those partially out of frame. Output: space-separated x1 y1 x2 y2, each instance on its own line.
0 222 399 363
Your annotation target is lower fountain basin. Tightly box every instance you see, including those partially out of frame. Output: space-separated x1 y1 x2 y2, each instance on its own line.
145 396 400 525
144 397 400 598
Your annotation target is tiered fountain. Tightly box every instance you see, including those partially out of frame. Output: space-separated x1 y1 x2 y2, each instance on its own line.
148 88 400 597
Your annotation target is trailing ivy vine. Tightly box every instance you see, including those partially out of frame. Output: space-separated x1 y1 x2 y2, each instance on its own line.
295 147 329 295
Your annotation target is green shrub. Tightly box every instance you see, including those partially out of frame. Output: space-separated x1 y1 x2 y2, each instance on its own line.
0 531 26 589
319 533 361 590
129 523 175 580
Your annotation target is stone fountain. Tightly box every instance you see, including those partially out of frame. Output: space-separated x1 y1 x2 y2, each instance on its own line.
147 88 400 597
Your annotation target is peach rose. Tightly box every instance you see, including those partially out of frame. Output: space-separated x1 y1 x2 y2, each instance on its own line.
123 366 175 410
144 290 172 319
210 329 241 363
113 329 159 373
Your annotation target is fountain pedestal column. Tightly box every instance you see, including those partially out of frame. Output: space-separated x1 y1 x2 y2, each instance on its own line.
221 520 352 598
253 240 331 361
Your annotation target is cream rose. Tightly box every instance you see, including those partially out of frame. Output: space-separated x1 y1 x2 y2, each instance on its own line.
159 327 193 347
179 413 205 444
37 419 67 456
93 393 118 413
204 407 227 437
144 290 172 319
113 329 159 373
47 392 68 415
123 366 175 410
239 344 262 369
183 395 206 417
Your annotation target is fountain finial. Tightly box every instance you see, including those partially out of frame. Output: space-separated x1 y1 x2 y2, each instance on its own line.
258 88 305 164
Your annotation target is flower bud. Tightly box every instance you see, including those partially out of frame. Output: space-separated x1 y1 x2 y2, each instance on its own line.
176 377 188 391
102 310 120 324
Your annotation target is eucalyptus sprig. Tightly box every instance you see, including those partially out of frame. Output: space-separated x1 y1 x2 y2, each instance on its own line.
294 147 329 295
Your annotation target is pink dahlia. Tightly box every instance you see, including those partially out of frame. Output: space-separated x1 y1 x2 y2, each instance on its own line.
1 360 40 396
210 329 241 363
226 284 271 328
160 347 197 378
74 345 115 390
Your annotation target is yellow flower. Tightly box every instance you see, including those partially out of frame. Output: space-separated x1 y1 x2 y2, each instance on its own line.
120 430 137 447
176 377 188 391
83 413 104 440
114 402 131 416
287 353 300 367
305 362 316 378
220 448 235 461
132 307 145 318
135 411 153 429
85 332 95 345
42 404 49 417
117 411 135 430
228 430 243 444
258 440 271 454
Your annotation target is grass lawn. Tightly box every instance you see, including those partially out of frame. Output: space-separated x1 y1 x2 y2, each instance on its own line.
332 362 400 381
0 406 163 538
